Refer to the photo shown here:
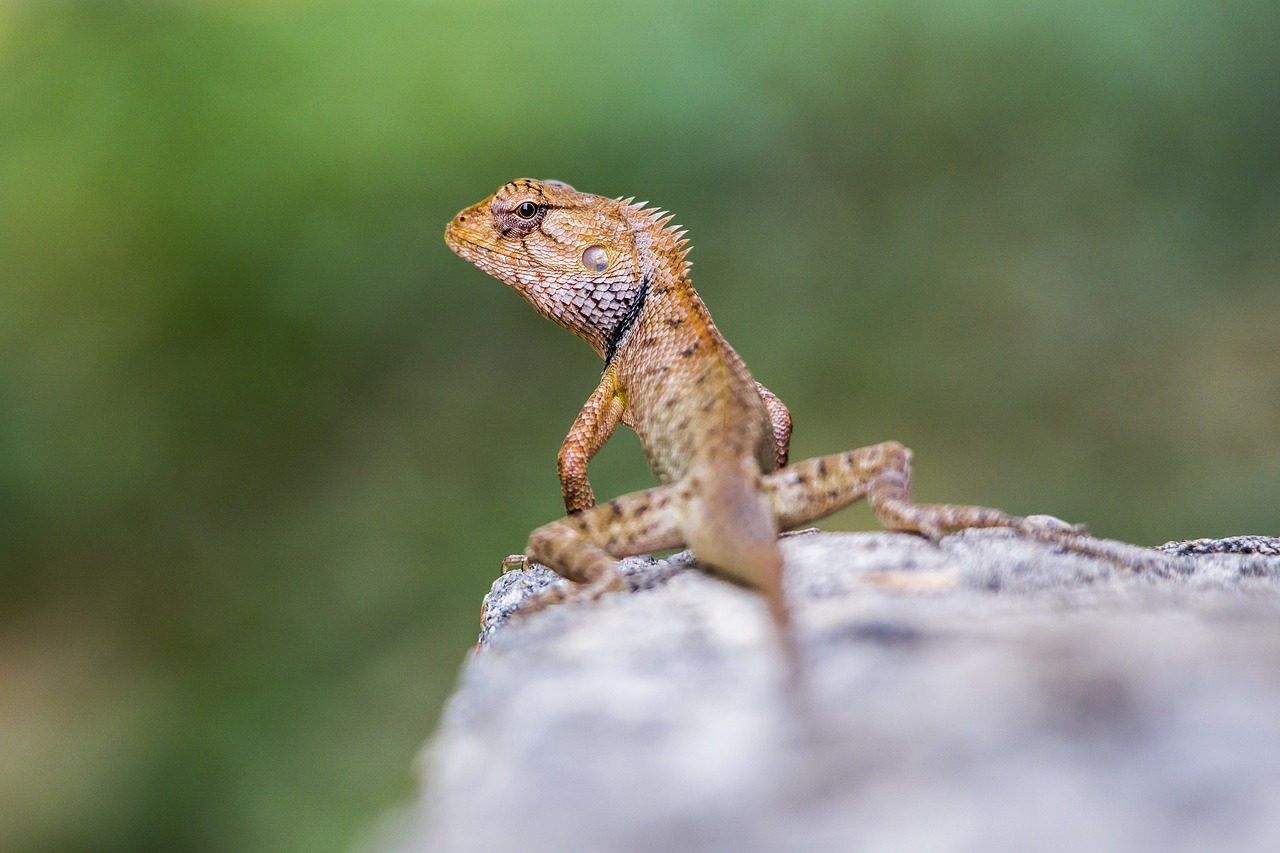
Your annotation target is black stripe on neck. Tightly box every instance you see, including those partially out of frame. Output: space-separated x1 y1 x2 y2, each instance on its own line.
603 273 650 368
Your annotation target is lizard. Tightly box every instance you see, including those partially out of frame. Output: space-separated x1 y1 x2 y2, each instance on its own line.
445 178 1133 668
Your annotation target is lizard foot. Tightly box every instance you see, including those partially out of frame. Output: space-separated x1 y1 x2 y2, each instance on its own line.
913 519 947 544
514 568 628 618
1011 516 1165 571
1018 514 1091 538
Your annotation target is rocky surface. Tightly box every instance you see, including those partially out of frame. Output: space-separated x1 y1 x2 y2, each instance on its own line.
397 531 1280 853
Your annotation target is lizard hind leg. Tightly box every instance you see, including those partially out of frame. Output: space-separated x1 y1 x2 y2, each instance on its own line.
519 481 690 615
765 440 1088 542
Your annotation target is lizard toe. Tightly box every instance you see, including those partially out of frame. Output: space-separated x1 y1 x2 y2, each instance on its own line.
501 553 530 573
1021 514 1091 538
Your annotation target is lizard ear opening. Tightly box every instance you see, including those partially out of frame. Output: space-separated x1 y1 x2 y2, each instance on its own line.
582 245 609 272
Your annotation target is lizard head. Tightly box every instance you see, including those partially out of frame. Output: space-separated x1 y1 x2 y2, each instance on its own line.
445 178 686 358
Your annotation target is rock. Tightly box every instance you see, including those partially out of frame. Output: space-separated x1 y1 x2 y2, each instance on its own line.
397 531 1280 853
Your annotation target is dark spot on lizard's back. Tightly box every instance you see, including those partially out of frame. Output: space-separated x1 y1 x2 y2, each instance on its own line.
665 317 683 328
608 500 623 519
680 343 699 358
817 460 828 477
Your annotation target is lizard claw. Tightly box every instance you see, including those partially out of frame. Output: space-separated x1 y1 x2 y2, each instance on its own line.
501 553 530 573
513 568 627 618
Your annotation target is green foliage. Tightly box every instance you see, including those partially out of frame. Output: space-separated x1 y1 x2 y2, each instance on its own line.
1 1 1276 850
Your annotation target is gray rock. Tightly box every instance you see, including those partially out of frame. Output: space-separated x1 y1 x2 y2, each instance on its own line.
399 531 1280 853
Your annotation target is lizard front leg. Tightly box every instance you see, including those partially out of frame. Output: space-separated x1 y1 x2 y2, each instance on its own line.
764 440 1124 558
557 370 625 514
501 373 624 573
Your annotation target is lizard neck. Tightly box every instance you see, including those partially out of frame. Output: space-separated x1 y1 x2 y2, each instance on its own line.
603 224 695 366
602 273 650 367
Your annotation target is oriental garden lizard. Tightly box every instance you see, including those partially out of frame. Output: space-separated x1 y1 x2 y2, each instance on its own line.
445 178 1141 668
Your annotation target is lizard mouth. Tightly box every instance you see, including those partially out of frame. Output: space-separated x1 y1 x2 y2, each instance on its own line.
443 227 474 256
444 219 487 263
444 223 532 280
446 210 553 273
443 200 491 256
444 227 498 265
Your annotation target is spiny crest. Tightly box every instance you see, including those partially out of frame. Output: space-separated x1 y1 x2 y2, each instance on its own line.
626 198 691 264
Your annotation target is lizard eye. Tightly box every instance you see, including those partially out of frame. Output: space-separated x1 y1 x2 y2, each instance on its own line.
514 201 539 220
581 245 609 272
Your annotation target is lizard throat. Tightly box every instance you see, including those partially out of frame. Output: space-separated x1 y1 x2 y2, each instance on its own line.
603 273 650 368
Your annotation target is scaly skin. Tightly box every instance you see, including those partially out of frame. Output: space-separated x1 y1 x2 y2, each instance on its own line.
446 178 1123 671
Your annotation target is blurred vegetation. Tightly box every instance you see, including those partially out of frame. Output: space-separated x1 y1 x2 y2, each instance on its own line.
0 0 1276 850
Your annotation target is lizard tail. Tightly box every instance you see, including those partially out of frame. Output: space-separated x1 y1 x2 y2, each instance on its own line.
753 540 801 689
683 466 801 685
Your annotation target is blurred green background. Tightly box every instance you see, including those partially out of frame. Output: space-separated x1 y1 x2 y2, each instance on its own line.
1 0 1276 850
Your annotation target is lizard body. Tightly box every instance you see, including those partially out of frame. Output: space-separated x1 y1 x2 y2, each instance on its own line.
446 178 1112 669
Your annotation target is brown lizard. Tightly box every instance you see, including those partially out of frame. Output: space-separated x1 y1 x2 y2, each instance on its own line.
445 178 1131 666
